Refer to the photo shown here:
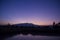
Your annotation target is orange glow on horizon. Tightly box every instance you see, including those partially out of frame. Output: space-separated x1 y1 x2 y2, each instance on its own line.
0 18 54 25
6 19 52 25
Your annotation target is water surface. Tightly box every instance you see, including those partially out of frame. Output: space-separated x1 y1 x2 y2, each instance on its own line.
5 34 60 40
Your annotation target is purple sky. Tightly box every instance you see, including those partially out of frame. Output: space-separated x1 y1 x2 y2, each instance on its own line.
0 0 60 25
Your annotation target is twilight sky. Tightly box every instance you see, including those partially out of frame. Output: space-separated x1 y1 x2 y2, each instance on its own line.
0 0 60 25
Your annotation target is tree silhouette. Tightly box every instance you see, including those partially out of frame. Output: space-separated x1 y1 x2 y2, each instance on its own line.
53 21 55 26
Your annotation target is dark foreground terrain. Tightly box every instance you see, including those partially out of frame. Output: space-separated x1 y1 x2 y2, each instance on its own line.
0 23 60 40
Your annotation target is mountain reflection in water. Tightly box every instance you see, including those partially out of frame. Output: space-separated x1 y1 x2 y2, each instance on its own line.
5 34 60 40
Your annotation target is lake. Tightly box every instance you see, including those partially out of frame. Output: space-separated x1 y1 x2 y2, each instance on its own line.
4 34 60 40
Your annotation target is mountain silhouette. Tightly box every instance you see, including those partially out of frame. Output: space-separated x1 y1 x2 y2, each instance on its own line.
13 23 38 27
